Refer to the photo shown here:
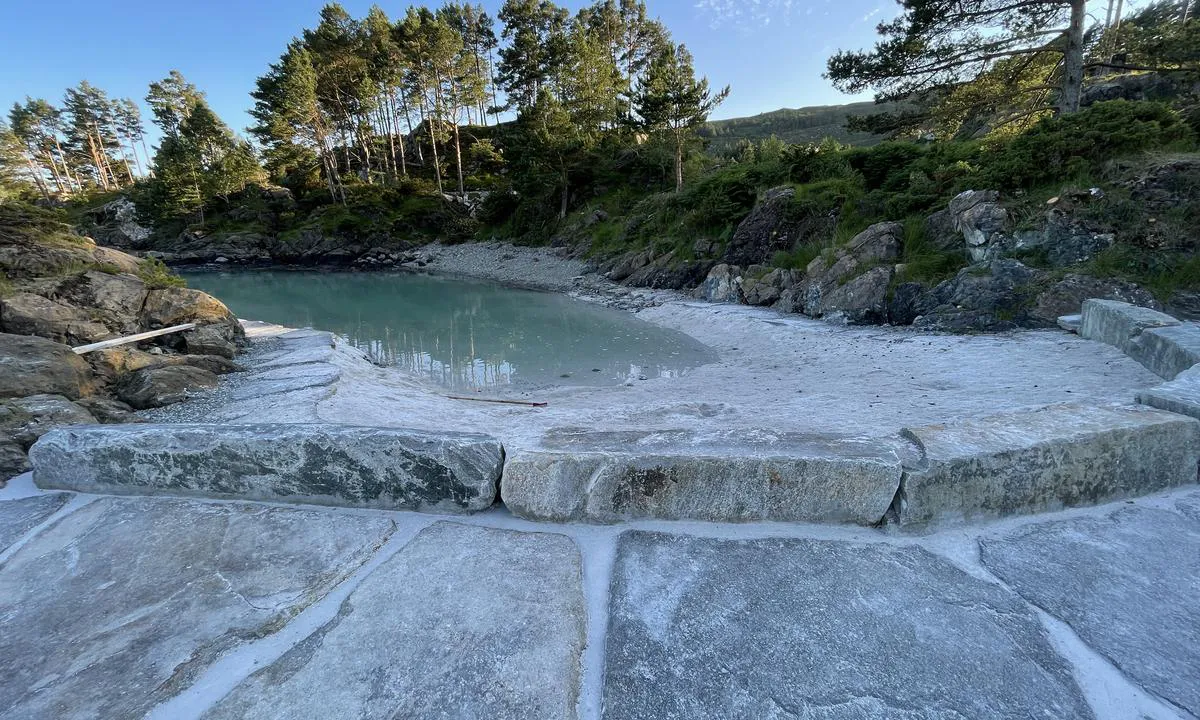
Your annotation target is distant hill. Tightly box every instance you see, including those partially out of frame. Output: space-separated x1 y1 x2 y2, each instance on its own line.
700 101 899 152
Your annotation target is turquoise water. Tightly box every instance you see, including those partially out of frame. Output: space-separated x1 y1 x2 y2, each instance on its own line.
182 270 716 390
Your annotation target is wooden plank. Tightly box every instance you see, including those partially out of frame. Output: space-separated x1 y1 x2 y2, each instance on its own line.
72 323 197 355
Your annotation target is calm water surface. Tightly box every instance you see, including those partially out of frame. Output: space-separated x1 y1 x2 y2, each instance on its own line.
182 270 716 390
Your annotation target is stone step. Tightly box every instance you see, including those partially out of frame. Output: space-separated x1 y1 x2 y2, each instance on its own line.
501 429 904 525
1079 299 1200 379
29 424 504 513
1137 365 1200 420
1056 313 1081 333
896 403 1200 529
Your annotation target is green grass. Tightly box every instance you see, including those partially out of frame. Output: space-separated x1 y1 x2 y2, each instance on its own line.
137 257 187 289
895 216 969 286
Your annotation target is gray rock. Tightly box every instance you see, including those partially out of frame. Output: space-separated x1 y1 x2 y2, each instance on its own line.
842 221 903 264
183 324 239 359
982 502 1200 716
1057 314 1082 332
0 438 29 482
693 263 743 303
0 292 111 345
73 396 141 424
817 265 894 325
722 186 800 267
897 403 1200 528
741 268 793 307
0 497 394 720
51 270 148 330
1031 274 1160 327
604 531 1092 719
31 423 504 513
206 522 586 720
0 492 70 552
888 281 926 325
0 332 95 400
117 364 220 409
912 259 1047 332
502 430 901 524
1 394 96 449
950 190 1011 262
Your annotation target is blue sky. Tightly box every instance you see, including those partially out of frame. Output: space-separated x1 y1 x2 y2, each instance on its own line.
0 0 902 146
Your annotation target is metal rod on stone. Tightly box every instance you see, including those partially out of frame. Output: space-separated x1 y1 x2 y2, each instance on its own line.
446 395 548 408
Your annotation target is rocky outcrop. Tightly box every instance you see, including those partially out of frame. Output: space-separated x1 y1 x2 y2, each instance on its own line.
799 222 902 324
721 186 806 267
950 190 1012 263
1030 274 1160 326
693 263 743 303
32 424 506 513
911 260 1047 332
0 333 95 400
0 292 110 345
81 198 151 248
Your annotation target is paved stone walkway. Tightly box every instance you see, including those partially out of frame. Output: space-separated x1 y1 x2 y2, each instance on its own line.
1 479 1196 720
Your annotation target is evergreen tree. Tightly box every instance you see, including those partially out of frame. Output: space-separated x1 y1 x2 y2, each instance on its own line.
826 0 1090 115
146 70 204 138
633 42 728 191
63 81 124 190
497 0 570 111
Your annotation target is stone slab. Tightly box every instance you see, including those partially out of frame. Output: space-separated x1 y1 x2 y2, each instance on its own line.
230 362 341 401
1079 299 1182 378
206 522 586 720
982 502 1200 716
31 424 504 513
502 430 902 524
897 403 1200 528
1057 313 1081 332
1132 323 1200 380
0 497 394 720
0 492 69 552
1137 367 1200 420
604 531 1092 719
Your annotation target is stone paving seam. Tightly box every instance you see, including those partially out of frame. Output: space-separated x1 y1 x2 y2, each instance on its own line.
0 492 95 568
145 514 435 720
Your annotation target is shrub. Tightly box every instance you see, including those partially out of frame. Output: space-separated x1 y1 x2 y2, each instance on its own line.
137 257 187 289
978 100 1194 188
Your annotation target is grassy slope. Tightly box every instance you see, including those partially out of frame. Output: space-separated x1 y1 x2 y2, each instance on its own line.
700 101 899 152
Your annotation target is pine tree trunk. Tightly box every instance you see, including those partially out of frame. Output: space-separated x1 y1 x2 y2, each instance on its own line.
23 153 52 202
139 137 154 178
674 138 684 193
53 137 79 191
1060 0 1087 114
453 120 465 195
560 166 569 219
390 92 408 177
84 130 109 191
429 116 443 194
43 151 66 195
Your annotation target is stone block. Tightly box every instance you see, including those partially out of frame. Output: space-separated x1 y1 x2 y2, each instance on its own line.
897 403 1200 528
1137 366 1200 420
603 531 1091 719
206 522 586 720
0 497 393 720
501 430 902 525
1079 299 1184 377
0 493 70 552
30 423 504 513
1131 323 1200 380
982 501 1200 716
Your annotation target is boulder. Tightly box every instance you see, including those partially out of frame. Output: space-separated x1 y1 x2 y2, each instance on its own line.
605 249 654 282
116 365 219 409
623 251 712 289
923 208 962 252
182 323 239 359
31 424 505 514
1039 210 1115 267
0 236 97 281
888 281 926 325
82 198 151 248
0 439 30 482
0 332 94 400
0 394 97 450
50 270 149 330
86 347 167 385
842 221 903 264
141 286 240 329
0 292 111 345
741 268 795 306
816 265 894 325
722 186 803 267
501 430 902 525
949 190 1011 262
74 397 141 424
90 246 142 275
912 259 1047 332
1031 274 1160 326
693 264 743 303
895 404 1200 528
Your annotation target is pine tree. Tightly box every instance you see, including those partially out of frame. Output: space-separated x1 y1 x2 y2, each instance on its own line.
826 0 1089 115
146 70 204 139
497 0 570 111
633 42 728 192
